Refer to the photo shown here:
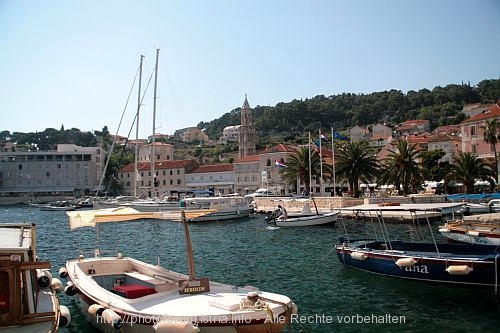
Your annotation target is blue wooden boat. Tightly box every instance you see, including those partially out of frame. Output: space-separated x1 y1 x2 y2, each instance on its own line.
337 239 500 288
336 203 500 291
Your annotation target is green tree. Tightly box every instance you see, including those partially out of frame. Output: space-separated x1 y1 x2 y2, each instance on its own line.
335 141 379 197
380 140 423 196
448 152 493 194
481 119 500 182
420 150 452 181
282 146 321 194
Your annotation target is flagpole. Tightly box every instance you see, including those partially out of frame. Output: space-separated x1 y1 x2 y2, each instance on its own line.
319 129 324 196
331 127 336 197
308 132 312 195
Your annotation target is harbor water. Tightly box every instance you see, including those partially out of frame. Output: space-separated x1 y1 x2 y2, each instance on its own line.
1 206 499 332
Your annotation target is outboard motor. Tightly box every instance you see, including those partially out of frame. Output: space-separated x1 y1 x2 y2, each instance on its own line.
265 209 280 224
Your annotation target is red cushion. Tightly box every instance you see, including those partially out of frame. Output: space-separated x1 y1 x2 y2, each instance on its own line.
111 284 156 299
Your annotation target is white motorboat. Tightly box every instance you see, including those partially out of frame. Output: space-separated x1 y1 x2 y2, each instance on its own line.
181 196 254 222
460 199 500 215
274 211 339 227
60 211 297 333
39 201 77 211
0 223 71 332
265 197 338 227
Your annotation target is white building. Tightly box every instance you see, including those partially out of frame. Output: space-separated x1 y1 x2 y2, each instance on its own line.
186 163 235 195
221 125 241 143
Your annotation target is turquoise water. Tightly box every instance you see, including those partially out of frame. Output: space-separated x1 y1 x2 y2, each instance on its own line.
1 206 499 332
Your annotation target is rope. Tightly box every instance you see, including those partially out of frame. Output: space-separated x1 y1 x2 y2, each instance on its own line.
95 65 140 197
495 254 499 295
424 211 440 258
236 295 293 333
368 211 379 241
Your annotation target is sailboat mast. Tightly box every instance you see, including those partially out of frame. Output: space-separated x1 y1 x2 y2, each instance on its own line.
331 127 336 197
151 48 160 197
134 55 144 199
308 132 312 195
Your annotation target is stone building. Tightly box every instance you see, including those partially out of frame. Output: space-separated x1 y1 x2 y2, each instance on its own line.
0 144 105 195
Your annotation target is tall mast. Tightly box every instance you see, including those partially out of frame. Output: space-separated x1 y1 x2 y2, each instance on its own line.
151 48 160 197
134 55 144 199
308 132 312 195
331 127 336 197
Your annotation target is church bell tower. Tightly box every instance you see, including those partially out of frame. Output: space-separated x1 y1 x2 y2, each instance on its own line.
238 94 256 158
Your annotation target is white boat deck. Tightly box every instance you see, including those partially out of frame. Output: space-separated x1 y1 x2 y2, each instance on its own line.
338 203 464 220
0 224 33 251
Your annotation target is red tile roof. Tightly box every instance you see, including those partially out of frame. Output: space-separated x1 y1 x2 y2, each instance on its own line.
401 119 430 125
120 159 196 172
189 163 234 173
260 144 297 154
395 124 418 132
428 134 460 143
235 155 260 163
404 133 433 144
433 125 460 134
461 104 500 124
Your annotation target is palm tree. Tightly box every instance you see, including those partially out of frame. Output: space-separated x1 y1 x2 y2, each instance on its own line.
281 146 321 193
481 119 500 182
448 152 493 194
335 141 379 197
380 140 423 196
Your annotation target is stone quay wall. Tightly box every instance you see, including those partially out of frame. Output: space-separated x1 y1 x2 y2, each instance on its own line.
253 195 447 213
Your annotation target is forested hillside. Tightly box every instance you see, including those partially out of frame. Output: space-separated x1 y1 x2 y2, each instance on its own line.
198 79 500 145
2 79 499 150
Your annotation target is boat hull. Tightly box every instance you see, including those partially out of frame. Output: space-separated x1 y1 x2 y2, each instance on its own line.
275 212 338 227
187 208 253 222
75 295 294 333
336 240 500 288
65 257 296 333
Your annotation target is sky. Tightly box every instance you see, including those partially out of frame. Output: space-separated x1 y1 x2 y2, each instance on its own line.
1 0 499 139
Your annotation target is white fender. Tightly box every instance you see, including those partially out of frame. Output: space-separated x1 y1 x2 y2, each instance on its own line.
395 258 417 268
467 231 480 237
37 269 52 289
102 309 123 330
59 305 71 328
350 251 368 260
51 277 64 293
64 281 77 296
446 265 473 275
438 228 449 233
154 320 200 333
88 304 105 318
58 267 68 279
